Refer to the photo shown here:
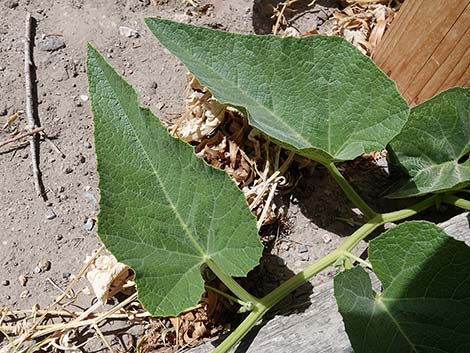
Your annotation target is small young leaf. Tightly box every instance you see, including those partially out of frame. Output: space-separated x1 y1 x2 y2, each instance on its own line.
388 87 470 198
145 18 409 164
87 45 263 316
335 221 470 353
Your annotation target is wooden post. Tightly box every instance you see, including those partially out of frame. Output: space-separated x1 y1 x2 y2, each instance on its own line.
373 0 470 106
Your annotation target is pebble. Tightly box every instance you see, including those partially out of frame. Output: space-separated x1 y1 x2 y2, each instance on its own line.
301 253 310 262
5 0 19 9
38 35 66 52
0 106 7 116
298 244 308 253
45 208 56 220
79 94 89 102
64 167 73 174
83 192 98 207
56 234 63 241
1 280 10 286
119 26 139 38
20 290 30 299
322 234 332 244
62 272 71 279
18 275 27 286
156 102 165 110
83 141 92 149
39 260 51 272
84 217 95 232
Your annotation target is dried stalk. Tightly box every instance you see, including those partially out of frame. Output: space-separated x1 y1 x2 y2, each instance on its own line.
24 13 44 198
0 127 44 148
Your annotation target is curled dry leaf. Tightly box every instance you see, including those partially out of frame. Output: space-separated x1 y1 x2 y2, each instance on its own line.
85 253 134 304
171 75 225 142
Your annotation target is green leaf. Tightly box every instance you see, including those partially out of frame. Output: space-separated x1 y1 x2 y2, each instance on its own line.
335 221 470 353
388 87 470 198
145 18 409 164
86 45 263 316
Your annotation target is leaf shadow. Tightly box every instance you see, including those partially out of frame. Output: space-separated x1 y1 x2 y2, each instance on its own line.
289 160 401 237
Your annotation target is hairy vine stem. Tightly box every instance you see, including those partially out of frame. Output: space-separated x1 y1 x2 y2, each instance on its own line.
212 194 443 353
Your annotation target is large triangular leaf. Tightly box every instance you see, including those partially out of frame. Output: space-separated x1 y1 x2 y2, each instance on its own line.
335 221 470 353
87 45 263 316
145 18 409 164
388 88 470 198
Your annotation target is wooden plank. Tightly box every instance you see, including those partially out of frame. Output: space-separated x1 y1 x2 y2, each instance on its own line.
186 213 470 353
373 0 470 105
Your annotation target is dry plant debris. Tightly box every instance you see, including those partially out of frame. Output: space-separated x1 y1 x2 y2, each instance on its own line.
331 1 403 55
0 248 236 353
171 74 301 229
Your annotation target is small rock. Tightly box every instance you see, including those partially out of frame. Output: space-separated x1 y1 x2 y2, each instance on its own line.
79 154 86 163
156 102 165 110
39 260 51 272
79 94 89 102
38 35 66 52
276 257 286 266
62 272 71 279
64 167 73 174
34 266 41 274
20 290 30 299
1 280 10 286
298 244 308 253
84 217 95 232
5 0 19 9
18 275 27 286
56 234 63 241
322 234 332 244
0 106 7 116
83 192 98 207
300 253 310 262
83 141 92 149
119 26 139 38
45 208 56 220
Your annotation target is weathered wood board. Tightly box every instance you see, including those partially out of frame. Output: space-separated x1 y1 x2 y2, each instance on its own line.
186 212 470 353
373 0 470 106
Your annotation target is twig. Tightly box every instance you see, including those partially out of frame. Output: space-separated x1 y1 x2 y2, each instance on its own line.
24 13 44 199
39 131 65 158
0 127 44 148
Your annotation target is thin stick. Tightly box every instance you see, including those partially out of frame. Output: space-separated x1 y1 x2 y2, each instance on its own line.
24 13 43 198
39 131 65 158
0 127 44 148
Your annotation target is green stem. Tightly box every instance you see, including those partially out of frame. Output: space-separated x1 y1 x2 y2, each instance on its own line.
212 194 440 353
212 304 268 353
342 250 371 269
206 259 259 305
325 162 377 219
205 285 249 307
442 194 470 210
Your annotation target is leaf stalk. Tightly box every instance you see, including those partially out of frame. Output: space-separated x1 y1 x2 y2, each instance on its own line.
325 162 377 219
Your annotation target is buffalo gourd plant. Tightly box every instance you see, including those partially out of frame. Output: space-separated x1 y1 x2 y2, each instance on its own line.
87 18 470 353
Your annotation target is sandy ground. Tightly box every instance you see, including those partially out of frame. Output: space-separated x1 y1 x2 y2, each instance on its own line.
0 0 404 351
